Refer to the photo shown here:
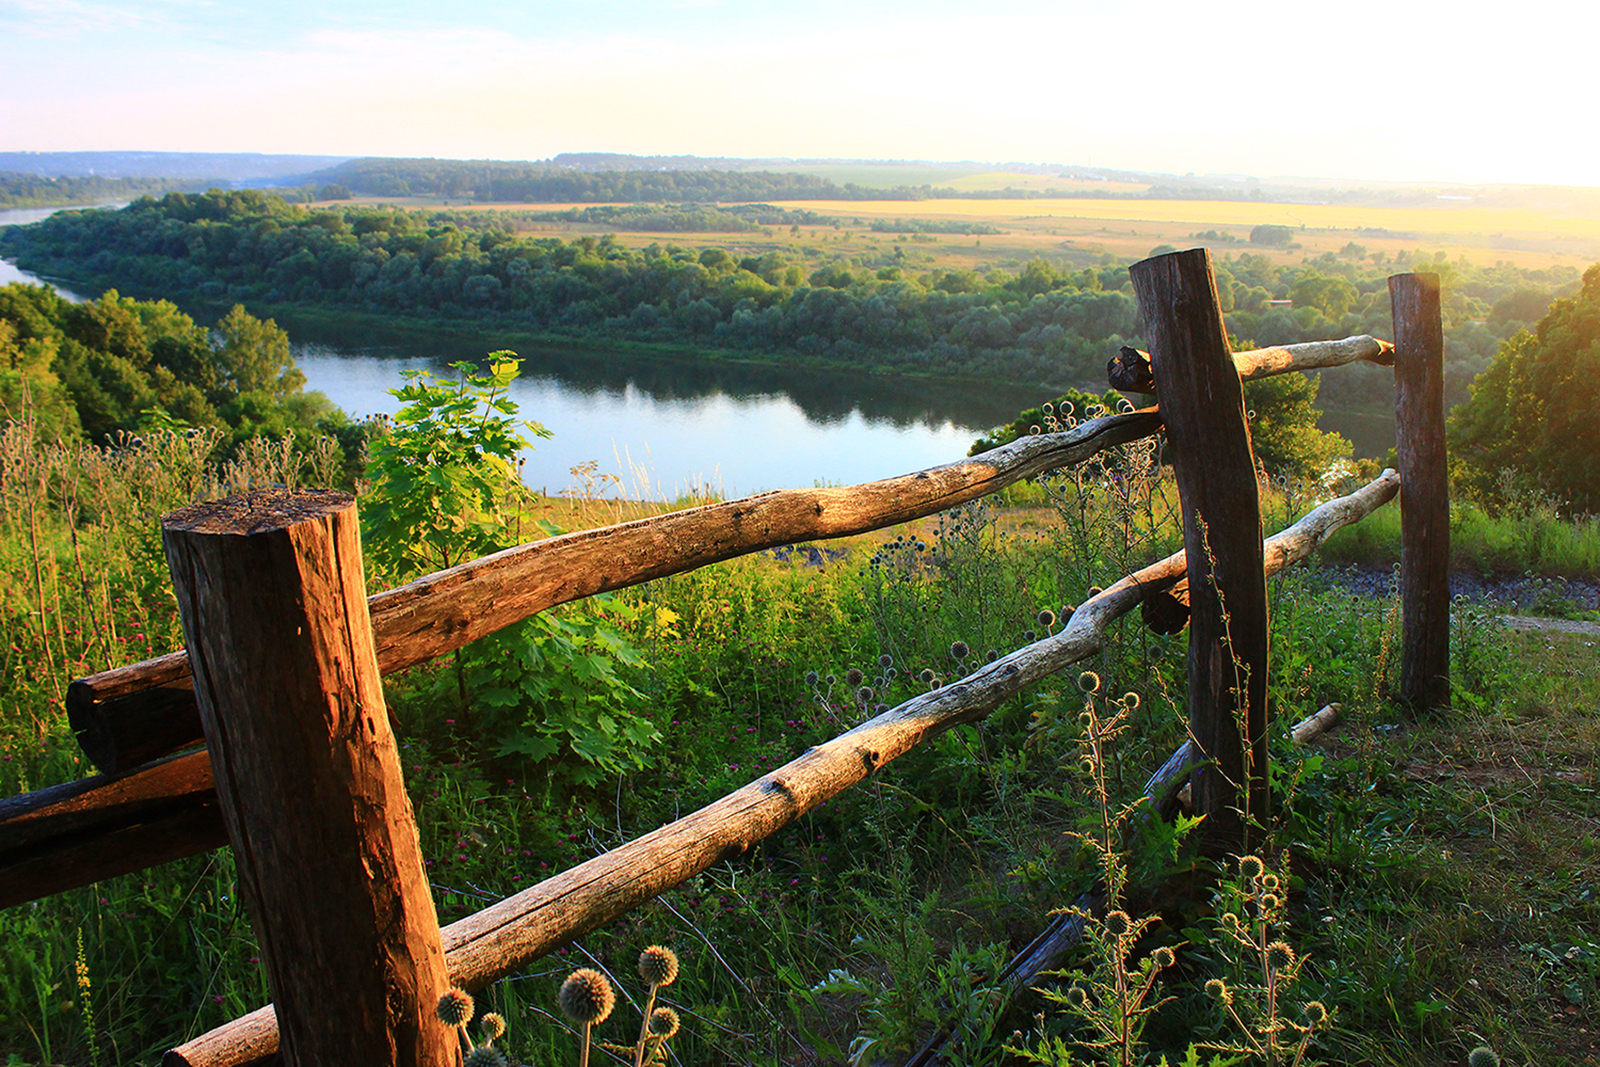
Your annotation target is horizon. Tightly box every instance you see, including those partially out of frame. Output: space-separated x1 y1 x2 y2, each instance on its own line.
2 1 1595 190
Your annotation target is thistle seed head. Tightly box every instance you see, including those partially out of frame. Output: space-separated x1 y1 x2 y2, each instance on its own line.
464 1048 510 1067
1205 978 1232 1005
1065 986 1088 1010
1036 609 1056 629
436 988 474 1027
1302 1000 1329 1026
638 945 680 987
648 1006 682 1038
1238 855 1266 881
1078 671 1101 693
949 640 970 660
1103 910 1132 938
1265 941 1296 973
557 968 615 1025
1467 1048 1500 1067
478 1012 507 1041
856 685 874 703
845 667 864 688
1150 946 1176 968
878 653 893 668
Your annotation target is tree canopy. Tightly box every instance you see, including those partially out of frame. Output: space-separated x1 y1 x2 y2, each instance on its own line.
1449 263 1600 513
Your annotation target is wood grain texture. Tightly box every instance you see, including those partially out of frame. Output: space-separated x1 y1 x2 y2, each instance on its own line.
1131 248 1270 851
0 749 225 908
1107 334 1394 393
164 470 1399 1067
163 488 453 1067
1390 273 1451 711
72 409 1162 773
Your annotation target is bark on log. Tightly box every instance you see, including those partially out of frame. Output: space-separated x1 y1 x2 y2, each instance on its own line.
70 410 1162 774
164 470 1399 1067
1391 273 1451 711
1290 703 1341 744
0 749 225 909
1132 248 1270 853
163 489 454 1067
1107 335 1394 394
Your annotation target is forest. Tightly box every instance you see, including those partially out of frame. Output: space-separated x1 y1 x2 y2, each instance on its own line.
0 190 1581 415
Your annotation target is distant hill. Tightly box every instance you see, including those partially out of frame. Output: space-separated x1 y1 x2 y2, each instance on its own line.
0 151 355 182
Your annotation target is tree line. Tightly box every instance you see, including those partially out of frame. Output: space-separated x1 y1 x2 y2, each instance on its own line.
2 192 1578 402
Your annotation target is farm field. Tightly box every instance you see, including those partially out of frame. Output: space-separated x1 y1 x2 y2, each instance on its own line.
349 194 1600 274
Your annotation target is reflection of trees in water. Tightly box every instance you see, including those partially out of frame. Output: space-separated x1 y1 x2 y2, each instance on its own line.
281 314 1046 434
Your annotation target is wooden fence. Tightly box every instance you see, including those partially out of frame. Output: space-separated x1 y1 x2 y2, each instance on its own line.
0 253 1448 1067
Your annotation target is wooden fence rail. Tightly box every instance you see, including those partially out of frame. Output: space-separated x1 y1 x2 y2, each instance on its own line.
165 469 1400 1067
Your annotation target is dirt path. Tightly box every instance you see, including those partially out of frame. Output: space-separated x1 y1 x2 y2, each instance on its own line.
1498 614 1600 636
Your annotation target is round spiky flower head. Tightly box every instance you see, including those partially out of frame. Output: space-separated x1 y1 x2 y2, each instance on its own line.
1205 978 1232 1005
856 685 874 703
558 968 615 1025
1103 910 1132 938
1265 941 1297 973
1238 855 1266 881
478 1012 507 1041
648 1006 682 1039
1467 1048 1500 1067
985 648 998 663
920 668 935 684
1078 670 1101 693
1150 946 1176 968
638 945 680 988
1260 872 1281 892
1122 692 1141 710
845 667 864 688
465 1048 511 1067
1065 986 1089 1010
804 670 818 687
1302 1001 1328 1026
878 653 894 668
1037 608 1056 629
949 640 969 661
436 988 475 1027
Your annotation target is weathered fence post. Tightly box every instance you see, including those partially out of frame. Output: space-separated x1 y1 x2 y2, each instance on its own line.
1130 249 1270 851
1389 272 1451 711
162 489 454 1067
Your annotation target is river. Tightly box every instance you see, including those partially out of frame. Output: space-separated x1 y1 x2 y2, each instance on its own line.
3 207 1394 494
2 208 1045 496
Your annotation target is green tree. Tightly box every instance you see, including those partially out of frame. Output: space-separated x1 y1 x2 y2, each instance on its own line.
1242 372 1352 479
210 305 304 402
1288 274 1357 318
1449 263 1600 512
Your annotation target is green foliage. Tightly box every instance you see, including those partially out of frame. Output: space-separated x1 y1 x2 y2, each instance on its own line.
969 388 1133 456
1242 373 1352 480
1449 263 1600 513
361 355 547 578
360 356 656 786
1249 225 1295 248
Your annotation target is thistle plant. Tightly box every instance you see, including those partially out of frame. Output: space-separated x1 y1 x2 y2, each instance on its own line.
1203 855 1330 1066
436 987 516 1066
632 945 680 1067
557 968 615 1067
1013 673 1181 1067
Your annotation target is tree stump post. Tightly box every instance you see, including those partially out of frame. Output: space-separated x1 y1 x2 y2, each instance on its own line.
1130 249 1270 851
1389 273 1451 712
162 489 454 1067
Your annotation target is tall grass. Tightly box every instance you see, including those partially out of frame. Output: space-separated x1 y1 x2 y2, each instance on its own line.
2 414 1596 1064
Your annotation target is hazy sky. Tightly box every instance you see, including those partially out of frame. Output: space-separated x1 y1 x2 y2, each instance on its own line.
1 0 1593 186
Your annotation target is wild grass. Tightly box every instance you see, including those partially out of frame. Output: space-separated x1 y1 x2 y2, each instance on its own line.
1 418 1597 1065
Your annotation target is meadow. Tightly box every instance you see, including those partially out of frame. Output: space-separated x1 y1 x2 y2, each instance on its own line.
1 370 1597 1066
369 192 1600 274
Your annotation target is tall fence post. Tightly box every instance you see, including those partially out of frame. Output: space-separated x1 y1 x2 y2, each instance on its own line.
162 489 454 1067
1130 249 1270 851
1389 272 1451 711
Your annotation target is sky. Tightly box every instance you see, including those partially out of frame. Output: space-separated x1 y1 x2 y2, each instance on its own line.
1 0 1595 187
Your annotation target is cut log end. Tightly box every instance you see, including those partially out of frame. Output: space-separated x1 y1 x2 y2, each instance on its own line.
162 488 354 536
